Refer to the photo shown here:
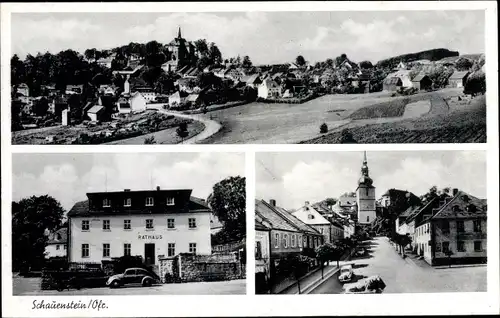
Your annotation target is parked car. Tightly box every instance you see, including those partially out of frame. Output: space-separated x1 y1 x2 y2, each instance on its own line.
355 248 367 257
106 267 159 288
338 264 354 283
342 275 386 294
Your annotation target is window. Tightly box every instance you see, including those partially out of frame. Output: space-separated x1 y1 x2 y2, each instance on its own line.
189 243 197 254
457 241 465 252
275 233 280 248
473 220 482 232
56 234 62 240
457 220 465 233
442 242 450 253
435 242 442 252
291 234 296 247
82 220 90 231
124 198 131 207
103 198 111 207
81 244 89 258
283 234 288 248
103 243 110 258
255 241 262 259
56 245 60 250
64 245 67 250
188 218 196 228
124 219 131 230
307 214 315 219
367 216 370 222
103 220 110 230
124 243 131 256
168 243 175 257
303 236 307 248
146 219 154 229
167 218 175 229
145 197 154 206
320 228 324 234
474 241 482 252
166 197 175 206
442 221 450 234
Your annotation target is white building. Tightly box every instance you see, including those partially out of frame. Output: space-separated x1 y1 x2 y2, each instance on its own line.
292 202 344 244
258 79 281 99
116 92 147 114
356 152 377 224
67 187 212 265
45 228 68 258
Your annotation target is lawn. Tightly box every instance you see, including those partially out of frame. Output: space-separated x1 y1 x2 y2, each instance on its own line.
201 88 473 144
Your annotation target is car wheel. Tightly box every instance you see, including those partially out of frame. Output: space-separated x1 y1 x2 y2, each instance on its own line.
142 278 152 287
110 280 121 288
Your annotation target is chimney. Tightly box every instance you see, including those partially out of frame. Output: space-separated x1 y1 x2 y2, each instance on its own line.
156 186 160 191
124 189 130 192
452 188 458 196
269 199 276 207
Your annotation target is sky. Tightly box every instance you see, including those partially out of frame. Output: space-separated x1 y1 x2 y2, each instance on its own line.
256 151 487 210
12 152 245 212
11 10 485 65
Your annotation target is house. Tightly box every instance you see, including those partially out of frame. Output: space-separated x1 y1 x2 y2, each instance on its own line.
99 85 117 96
61 109 70 126
383 77 403 92
411 73 433 91
168 91 183 108
132 87 156 103
396 205 421 235
87 105 106 122
45 228 68 259
67 187 212 264
282 89 293 98
185 94 202 108
255 199 323 261
292 201 344 244
66 84 84 95
116 92 147 114
447 71 470 88
383 70 413 90
411 189 487 266
396 61 408 70
96 55 114 69
226 68 246 81
49 96 69 117
255 218 272 293
113 64 144 77
257 79 281 99
17 83 30 97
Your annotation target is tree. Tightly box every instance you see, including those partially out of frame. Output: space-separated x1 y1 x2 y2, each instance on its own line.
32 97 49 116
324 197 337 207
295 55 306 67
325 58 334 68
194 39 210 57
144 136 156 144
84 48 97 63
207 176 246 243
12 195 65 272
335 53 348 67
315 243 335 279
320 123 328 134
359 60 374 69
208 42 223 65
455 57 473 71
339 128 357 144
242 55 252 69
464 70 486 96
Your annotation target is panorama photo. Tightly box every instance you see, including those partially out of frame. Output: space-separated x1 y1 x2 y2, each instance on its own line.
10 10 486 145
255 151 487 294
12 152 246 295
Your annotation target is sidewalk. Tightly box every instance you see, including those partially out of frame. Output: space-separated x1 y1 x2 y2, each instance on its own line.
278 265 338 294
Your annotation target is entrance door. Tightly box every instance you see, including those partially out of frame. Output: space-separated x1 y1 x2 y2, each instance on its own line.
144 243 155 265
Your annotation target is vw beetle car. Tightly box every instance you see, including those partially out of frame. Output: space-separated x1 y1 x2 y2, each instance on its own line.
338 264 354 283
106 267 159 288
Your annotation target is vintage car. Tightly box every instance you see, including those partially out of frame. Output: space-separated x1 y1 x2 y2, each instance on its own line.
355 248 367 257
342 275 386 294
106 267 159 288
338 264 354 283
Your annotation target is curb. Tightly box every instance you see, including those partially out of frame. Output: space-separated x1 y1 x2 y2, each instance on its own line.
299 267 340 295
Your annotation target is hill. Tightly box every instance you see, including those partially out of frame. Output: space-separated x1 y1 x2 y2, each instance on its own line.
376 48 459 68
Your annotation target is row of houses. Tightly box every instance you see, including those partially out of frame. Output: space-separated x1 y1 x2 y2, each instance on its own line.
383 68 471 92
255 197 357 290
395 188 487 266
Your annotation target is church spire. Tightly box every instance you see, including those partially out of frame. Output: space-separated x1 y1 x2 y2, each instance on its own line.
363 151 367 164
177 26 182 39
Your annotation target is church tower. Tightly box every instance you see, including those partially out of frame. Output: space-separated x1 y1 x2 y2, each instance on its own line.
356 151 376 224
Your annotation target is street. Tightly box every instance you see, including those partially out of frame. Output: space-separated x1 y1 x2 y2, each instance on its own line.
310 236 487 294
13 276 246 295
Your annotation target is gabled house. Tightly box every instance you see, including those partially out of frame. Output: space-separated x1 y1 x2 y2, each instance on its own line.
116 92 147 114
258 78 281 99
87 105 106 122
45 227 68 259
447 71 470 88
17 83 30 97
411 73 433 91
185 94 203 108
66 85 83 95
292 201 344 244
246 74 262 88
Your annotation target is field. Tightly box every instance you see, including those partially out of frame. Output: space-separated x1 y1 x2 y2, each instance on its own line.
12 111 197 145
200 87 483 144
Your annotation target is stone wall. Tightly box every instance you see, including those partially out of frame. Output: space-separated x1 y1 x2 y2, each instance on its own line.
179 253 243 282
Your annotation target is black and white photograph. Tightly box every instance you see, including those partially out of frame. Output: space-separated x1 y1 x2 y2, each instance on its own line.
11 152 246 295
255 151 487 294
10 10 486 145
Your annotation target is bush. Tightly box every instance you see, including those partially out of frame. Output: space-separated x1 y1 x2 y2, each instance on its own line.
320 123 328 134
144 136 156 144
